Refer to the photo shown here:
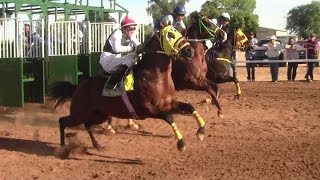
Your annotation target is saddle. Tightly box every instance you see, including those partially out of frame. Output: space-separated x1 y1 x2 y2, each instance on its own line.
101 72 138 119
102 76 125 97
102 71 134 97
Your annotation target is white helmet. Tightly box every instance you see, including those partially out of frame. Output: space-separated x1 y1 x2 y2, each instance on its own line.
221 13 231 20
160 15 174 27
270 35 277 40
210 18 218 25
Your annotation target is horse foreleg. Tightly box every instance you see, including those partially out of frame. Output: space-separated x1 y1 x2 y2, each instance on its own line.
103 117 116 134
171 100 205 141
84 123 103 150
158 112 186 152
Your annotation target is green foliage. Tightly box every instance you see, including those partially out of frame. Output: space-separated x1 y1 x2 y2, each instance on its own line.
146 0 189 21
146 0 258 36
143 23 154 40
200 0 259 36
286 0 320 39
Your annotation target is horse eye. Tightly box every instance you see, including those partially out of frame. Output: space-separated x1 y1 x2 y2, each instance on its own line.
167 32 176 40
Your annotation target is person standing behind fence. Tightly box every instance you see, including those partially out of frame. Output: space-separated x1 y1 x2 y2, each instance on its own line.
245 32 258 82
24 24 32 56
304 33 318 82
285 37 299 81
266 35 282 82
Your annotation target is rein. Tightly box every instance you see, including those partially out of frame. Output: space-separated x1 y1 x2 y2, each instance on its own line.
186 17 217 42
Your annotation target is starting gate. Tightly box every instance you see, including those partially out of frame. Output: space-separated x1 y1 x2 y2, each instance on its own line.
0 18 45 107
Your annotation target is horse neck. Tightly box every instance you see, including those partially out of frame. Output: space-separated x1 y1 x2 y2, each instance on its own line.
213 44 233 60
135 52 173 80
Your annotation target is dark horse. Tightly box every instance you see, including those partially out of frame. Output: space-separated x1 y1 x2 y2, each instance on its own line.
172 11 227 118
205 27 243 99
49 26 206 152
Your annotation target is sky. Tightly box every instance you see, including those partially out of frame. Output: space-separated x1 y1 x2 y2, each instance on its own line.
110 0 314 30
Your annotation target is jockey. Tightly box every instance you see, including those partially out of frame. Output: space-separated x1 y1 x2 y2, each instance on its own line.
172 5 187 35
100 15 144 91
210 12 230 42
211 12 231 30
159 5 187 35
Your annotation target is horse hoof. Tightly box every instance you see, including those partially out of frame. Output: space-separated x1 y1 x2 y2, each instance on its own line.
107 128 116 135
177 140 186 152
234 95 240 100
205 97 212 103
196 133 205 141
94 144 105 151
127 123 139 130
218 113 224 119
54 146 71 159
196 127 205 141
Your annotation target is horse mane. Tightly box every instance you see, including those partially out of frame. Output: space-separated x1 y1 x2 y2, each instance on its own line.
187 11 217 40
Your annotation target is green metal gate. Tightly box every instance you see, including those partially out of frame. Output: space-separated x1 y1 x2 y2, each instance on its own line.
0 18 45 107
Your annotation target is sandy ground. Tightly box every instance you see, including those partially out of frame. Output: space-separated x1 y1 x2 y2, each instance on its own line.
0 66 320 179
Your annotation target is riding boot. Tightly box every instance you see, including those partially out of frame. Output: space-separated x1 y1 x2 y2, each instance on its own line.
105 65 129 90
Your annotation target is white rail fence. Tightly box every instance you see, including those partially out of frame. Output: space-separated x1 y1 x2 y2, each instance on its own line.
48 21 145 56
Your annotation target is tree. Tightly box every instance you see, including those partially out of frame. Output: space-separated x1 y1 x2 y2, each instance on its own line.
286 1 320 39
146 0 189 21
200 0 259 36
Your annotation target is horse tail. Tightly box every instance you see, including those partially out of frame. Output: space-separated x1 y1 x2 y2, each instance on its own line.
48 81 77 110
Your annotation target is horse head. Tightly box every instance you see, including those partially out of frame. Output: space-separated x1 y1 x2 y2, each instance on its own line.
144 25 194 60
188 11 226 41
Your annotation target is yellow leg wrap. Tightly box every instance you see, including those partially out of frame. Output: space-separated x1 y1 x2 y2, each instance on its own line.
171 123 183 140
192 111 205 127
236 82 241 95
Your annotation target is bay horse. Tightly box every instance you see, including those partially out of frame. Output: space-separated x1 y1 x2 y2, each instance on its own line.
49 26 205 152
173 11 227 118
107 12 227 133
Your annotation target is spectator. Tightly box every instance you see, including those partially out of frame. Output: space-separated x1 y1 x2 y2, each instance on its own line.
266 35 282 82
304 33 318 82
24 23 42 57
245 32 258 82
285 37 299 81
24 24 32 56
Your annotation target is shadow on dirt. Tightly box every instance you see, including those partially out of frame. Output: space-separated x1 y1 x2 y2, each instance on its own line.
84 152 144 165
0 137 56 157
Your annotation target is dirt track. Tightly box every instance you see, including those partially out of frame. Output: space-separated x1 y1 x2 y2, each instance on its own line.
0 66 320 179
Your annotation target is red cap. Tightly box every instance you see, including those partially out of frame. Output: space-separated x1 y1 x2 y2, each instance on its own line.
121 16 137 28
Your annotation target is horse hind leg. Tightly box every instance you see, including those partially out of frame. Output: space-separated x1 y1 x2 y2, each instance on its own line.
59 116 72 146
84 122 104 150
